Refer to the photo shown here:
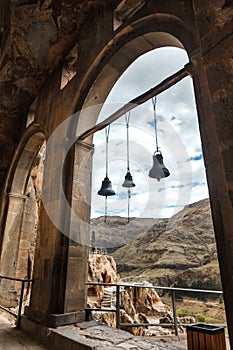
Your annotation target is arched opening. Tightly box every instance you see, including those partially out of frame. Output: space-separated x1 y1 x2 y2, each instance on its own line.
85 46 225 328
70 16 226 333
0 126 45 307
74 13 197 139
91 47 208 221
72 20 199 244
73 17 199 248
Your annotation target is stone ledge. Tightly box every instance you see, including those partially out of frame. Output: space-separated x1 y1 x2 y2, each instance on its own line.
21 316 186 350
21 316 104 350
75 323 134 345
24 306 85 327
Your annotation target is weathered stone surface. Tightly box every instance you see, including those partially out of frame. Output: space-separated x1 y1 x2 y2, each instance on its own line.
77 320 104 329
0 0 118 116
22 316 187 350
87 254 120 307
78 324 134 344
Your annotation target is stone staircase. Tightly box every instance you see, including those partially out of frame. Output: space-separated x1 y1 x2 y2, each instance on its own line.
101 288 116 309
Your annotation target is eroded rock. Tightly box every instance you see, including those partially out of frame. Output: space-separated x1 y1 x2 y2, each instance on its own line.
87 254 175 336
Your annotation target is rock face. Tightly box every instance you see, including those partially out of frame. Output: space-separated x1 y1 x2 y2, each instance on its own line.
119 282 172 336
87 254 174 336
87 254 120 308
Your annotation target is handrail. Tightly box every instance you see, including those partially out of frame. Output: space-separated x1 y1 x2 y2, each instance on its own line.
85 281 225 336
0 275 32 328
0 275 32 283
86 281 223 294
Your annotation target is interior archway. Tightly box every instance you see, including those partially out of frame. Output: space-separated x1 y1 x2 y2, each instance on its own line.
0 126 45 307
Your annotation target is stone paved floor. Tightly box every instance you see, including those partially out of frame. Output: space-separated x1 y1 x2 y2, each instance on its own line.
0 315 49 349
0 314 186 350
53 321 187 350
0 313 230 350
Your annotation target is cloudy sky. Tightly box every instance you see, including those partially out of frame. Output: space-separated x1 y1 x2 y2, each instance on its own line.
90 47 209 219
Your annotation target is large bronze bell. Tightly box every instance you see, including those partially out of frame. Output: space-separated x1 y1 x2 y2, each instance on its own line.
122 171 136 188
149 151 170 181
98 176 115 196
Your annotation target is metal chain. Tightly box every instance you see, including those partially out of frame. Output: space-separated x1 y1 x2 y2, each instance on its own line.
105 125 111 176
152 96 159 152
124 112 130 171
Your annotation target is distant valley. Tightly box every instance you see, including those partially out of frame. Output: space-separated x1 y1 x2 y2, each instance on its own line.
91 199 222 291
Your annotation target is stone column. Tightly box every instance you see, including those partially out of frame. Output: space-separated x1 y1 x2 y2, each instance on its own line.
25 140 93 327
0 192 26 307
190 3 233 343
64 141 94 313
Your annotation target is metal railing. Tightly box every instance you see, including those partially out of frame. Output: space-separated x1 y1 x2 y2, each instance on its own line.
0 275 32 328
85 282 225 336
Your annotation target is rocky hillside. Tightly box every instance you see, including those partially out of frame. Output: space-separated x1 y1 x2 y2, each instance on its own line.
90 216 157 252
109 199 222 290
87 254 182 336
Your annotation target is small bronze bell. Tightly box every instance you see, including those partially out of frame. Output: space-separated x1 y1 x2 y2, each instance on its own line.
149 151 170 181
122 171 136 188
98 176 115 196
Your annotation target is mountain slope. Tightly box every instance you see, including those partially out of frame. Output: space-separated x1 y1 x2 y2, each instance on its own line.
90 216 165 251
111 199 221 289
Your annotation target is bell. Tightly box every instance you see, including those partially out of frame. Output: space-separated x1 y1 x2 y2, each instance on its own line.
149 151 170 181
122 171 136 188
98 176 115 196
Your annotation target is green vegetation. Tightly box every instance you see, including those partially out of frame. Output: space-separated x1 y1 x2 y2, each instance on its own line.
196 313 205 322
196 313 224 324
177 308 192 317
173 277 222 300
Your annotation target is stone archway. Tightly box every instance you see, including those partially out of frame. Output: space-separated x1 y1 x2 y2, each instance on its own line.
74 13 197 139
24 12 198 328
22 5 233 347
0 125 45 307
70 12 233 344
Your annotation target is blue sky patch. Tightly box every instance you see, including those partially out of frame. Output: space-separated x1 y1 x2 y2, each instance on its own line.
187 154 203 161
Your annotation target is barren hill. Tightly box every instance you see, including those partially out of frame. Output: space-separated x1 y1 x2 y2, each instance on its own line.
90 216 159 252
91 199 222 290
111 199 221 290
